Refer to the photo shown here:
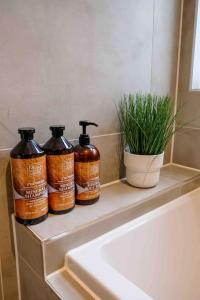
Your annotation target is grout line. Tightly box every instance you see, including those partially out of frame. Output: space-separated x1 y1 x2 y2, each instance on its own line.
171 162 200 172
41 241 48 278
101 178 124 187
0 147 11 152
19 255 44 283
162 163 171 168
70 132 122 143
89 132 121 139
170 0 184 164
0 132 122 152
189 88 200 92
180 125 200 130
12 215 21 300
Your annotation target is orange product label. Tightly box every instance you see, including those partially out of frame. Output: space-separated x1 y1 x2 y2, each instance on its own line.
75 160 100 201
47 153 75 211
11 156 48 220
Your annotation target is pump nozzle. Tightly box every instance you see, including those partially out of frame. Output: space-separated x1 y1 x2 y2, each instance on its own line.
79 121 98 146
79 121 98 134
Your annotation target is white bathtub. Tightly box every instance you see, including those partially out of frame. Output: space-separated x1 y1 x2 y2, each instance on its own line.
67 187 200 300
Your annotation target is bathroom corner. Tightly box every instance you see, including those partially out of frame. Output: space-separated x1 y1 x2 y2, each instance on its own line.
1 0 200 299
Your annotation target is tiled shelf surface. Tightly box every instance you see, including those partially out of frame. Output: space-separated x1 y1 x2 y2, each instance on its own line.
28 164 200 242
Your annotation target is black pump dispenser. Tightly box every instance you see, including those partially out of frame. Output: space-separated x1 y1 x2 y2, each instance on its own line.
74 120 100 205
18 127 35 141
50 125 65 138
79 121 98 146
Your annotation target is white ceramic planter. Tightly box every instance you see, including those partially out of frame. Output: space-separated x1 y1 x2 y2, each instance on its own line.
124 150 164 188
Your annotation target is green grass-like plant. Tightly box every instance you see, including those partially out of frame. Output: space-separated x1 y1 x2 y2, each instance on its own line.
118 93 177 155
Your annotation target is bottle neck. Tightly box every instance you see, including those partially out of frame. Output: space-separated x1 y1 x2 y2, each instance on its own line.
52 133 63 138
20 133 34 141
79 134 90 146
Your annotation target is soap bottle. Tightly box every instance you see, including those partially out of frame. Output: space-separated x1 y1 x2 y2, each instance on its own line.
10 128 48 225
43 125 75 214
74 121 100 205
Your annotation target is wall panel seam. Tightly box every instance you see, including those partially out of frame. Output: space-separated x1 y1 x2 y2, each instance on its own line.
171 0 184 163
0 132 122 152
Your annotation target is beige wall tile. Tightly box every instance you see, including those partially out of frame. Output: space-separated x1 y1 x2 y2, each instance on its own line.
173 0 200 167
0 0 155 149
176 0 200 128
19 257 58 300
178 0 195 95
91 133 124 184
0 255 18 300
173 127 200 168
15 222 44 279
151 0 181 164
151 0 181 97
0 152 18 300
0 152 14 260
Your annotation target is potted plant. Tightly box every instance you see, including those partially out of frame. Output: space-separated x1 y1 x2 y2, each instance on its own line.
118 93 177 188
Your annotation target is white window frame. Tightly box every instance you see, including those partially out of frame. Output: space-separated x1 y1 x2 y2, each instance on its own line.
190 0 200 91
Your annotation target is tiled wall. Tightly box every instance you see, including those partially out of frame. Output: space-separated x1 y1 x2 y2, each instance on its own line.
173 0 200 167
0 0 181 299
0 154 18 300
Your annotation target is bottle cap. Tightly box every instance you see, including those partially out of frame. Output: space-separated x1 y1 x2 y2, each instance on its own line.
18 127 35 141
50 125 65 138
79 121 98 146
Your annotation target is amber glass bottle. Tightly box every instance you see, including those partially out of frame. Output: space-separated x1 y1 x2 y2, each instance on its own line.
74 121 100 205
43 125 75 214
10 128 48 225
